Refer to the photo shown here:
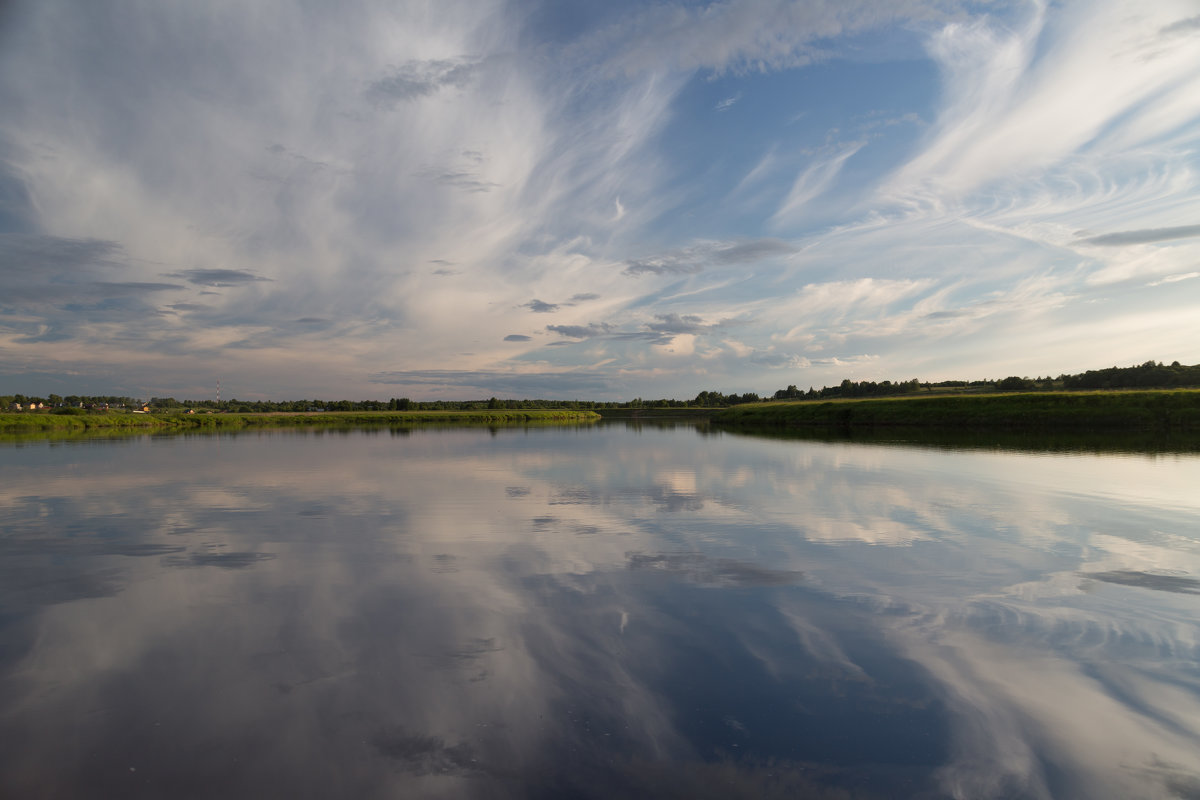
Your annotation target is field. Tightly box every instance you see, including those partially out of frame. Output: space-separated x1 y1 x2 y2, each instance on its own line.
0 408 600 434
710 389 1200 432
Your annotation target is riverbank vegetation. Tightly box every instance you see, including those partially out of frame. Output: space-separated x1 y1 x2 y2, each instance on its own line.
0 408 600 434
710 390 1200 433
4 361 1199 433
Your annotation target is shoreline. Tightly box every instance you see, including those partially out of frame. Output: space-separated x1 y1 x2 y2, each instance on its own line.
0 408 601 434
709 389 1200 432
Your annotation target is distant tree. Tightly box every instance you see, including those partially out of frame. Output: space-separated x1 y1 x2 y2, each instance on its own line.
997 376 1032 391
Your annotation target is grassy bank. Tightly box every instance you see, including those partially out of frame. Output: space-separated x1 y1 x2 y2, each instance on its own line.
710 390 1200 433
0 408 600 434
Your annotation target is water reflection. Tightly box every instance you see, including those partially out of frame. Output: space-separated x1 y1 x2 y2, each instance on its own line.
1 427 1198 798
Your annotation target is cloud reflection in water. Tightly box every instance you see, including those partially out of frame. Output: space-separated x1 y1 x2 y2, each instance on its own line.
0 427 1198 798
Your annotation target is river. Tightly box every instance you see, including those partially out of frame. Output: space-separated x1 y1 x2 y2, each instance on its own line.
2 423 1198 798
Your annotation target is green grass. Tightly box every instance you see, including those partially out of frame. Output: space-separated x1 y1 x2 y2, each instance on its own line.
710 389 1200 432
0 408 600 435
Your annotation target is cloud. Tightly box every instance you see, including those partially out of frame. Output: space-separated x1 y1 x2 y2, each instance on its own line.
623 238 797 276
646 313 708 334
623 257 704 277
645 313 737 336
0 233 121 273
546 323 613 339
0 234 183 312
165 269 272 287
595 0 955 76
523 299 559 313
503 334 532 342
427 169 499 193
711 238 797 263
1076 224 1200 246
883 1 1200 201
771 142 865 224
1160 15 1200 35
367 58 484 106
569 293 600 302
715 93 741 112
93 281 182 295
1147 272 1199 287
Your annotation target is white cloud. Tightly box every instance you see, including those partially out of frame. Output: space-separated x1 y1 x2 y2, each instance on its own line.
884 0 1200 202
770 141 866 226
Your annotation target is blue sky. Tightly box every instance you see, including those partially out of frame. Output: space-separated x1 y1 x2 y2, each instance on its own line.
1 0 1198 401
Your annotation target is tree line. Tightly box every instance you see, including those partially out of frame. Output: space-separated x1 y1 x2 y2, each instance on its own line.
766 360 1200 401
4 361 1198 413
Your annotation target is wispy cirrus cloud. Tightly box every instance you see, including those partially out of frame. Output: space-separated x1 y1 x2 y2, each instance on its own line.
882 1 1200 203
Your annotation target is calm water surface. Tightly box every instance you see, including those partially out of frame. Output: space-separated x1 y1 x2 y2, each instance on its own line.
2 424 1199 799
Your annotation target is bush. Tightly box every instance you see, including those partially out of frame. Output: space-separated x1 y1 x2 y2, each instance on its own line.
51 406 87 415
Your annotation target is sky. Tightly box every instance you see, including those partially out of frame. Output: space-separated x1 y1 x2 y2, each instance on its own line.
1 0 1198 402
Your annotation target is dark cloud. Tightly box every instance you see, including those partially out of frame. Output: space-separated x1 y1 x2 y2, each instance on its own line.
0 233 121 273
623 238 797 276
0 161 36 233
168 302 209 312
431 170 498 193
623 257 703 276
0 235 182 322
367 58 483 106
1076 224 1200 246
1160 16 1200 35
546 322 613 339
569 292 600 302
503 334 532 342
166 268 271 287
711 238 798 264
294 317 329 325
646 313 709 334
94 281 182 295
523 299 559 313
